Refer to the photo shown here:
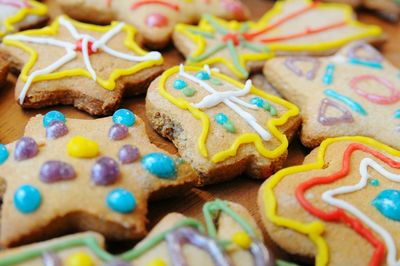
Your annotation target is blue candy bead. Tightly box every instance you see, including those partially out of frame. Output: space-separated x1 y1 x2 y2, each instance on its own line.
141 152 177 179
173 79 187 90
250 97 264 108
112 109 136 127
372 189 400 221
14 184 41 213
0 144 9 165
215 113 228 125
195 71 210 80
43 111 66 127
107 188 136 213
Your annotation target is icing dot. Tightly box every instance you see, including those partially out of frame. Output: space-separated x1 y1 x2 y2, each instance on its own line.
222 121 236 133
112 109 136 127
372 189 400 221
250 97 264 108
91 157 120 186
14 136 39 161
370 179 380 187
40 160 76 183
215 113 228 124
103 260 131 266
0 144 9 165
146 13 169 28
232 231 252 249
75 39 96 55
46 121 68 139
195 71 210 80
141 153 177 179
109 123 129 140
210 78 223 85
65 252 93 266
173 79 187 90
182 87 196 97
106 188 136 213
147 258 167 266
118 144 139 164
67 136 99 158
14 184 41 213
43 111 66 127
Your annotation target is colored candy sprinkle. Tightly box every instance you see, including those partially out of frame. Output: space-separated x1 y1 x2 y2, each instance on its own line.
369 179 380 187
147 258 167 266
141 152 177 179
107 188 136 213
67 136 99 158
109 123 129 140
14 184 41 213
43 111 66 127
0 144 9 165
182 87 196 97
14 136 38 161
40 160 76 183
195 71 210 80
91 157 120 186
372 189 400 221
118 144 139 164
46 121 68 139
112 109 136 127
65 252 93 266
173 79 187 90
232 231 252 249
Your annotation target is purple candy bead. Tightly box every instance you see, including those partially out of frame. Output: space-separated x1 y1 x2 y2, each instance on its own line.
109 124 129 140
14 136 38 161
91 156 120 185
40 160 76 183
46 121 68 139
118 145 139 164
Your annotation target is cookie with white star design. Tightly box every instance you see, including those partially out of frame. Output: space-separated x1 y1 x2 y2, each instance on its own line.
146 64 301 185
0 16 164 115
263 41 400 150
0 108 196 247
56 0 250 48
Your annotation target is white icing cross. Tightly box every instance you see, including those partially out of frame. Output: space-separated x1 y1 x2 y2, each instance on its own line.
5 16 162 104
322 158 400 266
179 64 271 141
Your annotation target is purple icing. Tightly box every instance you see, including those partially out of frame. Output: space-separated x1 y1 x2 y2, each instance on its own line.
102 260 131 266
348 42 383 63
91 156 120 185
318 98 354 126
118 145 139 164
40 160 76 183
109 124 129 140
250 239 274 266
14 136 38 161
284 56 321 80
46 121 68 139
42 252 62 266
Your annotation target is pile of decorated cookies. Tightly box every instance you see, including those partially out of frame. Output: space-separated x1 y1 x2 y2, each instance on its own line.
0 0 399 265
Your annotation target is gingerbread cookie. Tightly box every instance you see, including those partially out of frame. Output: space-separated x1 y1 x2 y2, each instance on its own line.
56 0 250 48
0 109 196 247
0 16 164 115
258 136 400 266
0 0 48 39
146 64 300 185
0 59 8 87
0 200 273 266
173 0 382 80
264 41 400 150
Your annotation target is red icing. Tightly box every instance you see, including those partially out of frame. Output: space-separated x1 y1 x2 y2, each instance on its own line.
221 0 246 21
74 39 96 55
130 0 180 11
146 13 169 28
296 143 400 266
222 33 241 46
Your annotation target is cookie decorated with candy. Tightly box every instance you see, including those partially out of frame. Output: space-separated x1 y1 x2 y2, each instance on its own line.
56 0 250 48
146 64 301 185
173 0 382 79
263 41 400 150
258 136 400 266
0 200 273 266
0 16 164 115
0 109 196 247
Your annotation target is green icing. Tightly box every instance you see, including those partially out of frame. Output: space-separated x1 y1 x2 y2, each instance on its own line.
203 14 228 35
189 43 226 63
183 87 196 97
226 40 248 78
276 259 299 266
222 121 236 133
187 29 215 39
210 78 223 85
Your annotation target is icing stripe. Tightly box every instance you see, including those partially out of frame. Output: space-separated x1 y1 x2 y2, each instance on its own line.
130 0 180 11
324 89 367 116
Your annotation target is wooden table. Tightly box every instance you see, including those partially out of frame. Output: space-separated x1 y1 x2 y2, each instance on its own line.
0 0 399 263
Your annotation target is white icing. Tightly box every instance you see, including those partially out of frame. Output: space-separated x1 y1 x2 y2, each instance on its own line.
4 16 162 104
180 65 271 141
0 1 27 32
321 158 400 266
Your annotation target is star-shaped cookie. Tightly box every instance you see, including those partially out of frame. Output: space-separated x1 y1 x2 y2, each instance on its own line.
56 0 250 48
0 16 164 115
264 41 400 150
0 200 273 266
0 109 196 247
258 136 400 266
173 0 382 79
146 64 300 185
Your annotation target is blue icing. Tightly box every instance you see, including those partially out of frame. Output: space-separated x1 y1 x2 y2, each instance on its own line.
372 189 400 221
0 144 9 165
195 71 210 80
215 113 228 125
250 97 264 108
107 188 136 213
43 111 66 127
394 110 400 119
14 184 41 213
173 79 187 90
370 179 380 187
112 109 136 127
141 152 177 179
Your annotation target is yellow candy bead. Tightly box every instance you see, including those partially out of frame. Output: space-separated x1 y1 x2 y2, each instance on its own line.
232 231 252 249
67 136 99 158
147 258 167 266
65 252 93 266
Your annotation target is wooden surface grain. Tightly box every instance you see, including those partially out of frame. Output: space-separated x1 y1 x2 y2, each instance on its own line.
0 0 399 263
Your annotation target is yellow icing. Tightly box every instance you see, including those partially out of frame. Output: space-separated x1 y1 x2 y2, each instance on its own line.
3 16 164 91
158 65 299 163
147 258 167 266
261 136 400 266
65 252 94 266
232 231 252 249
67 136 99 158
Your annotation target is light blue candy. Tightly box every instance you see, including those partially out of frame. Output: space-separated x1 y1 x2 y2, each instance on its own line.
0 144 9 165
215 113 228 125
372 189 400 221
14 184 41 214
195 71 210 80
107 188 136 213
141 152 177 179
43 111 66 127
112 109 136 127
370 179 380 187
173 79 187 90
250 97 264 108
